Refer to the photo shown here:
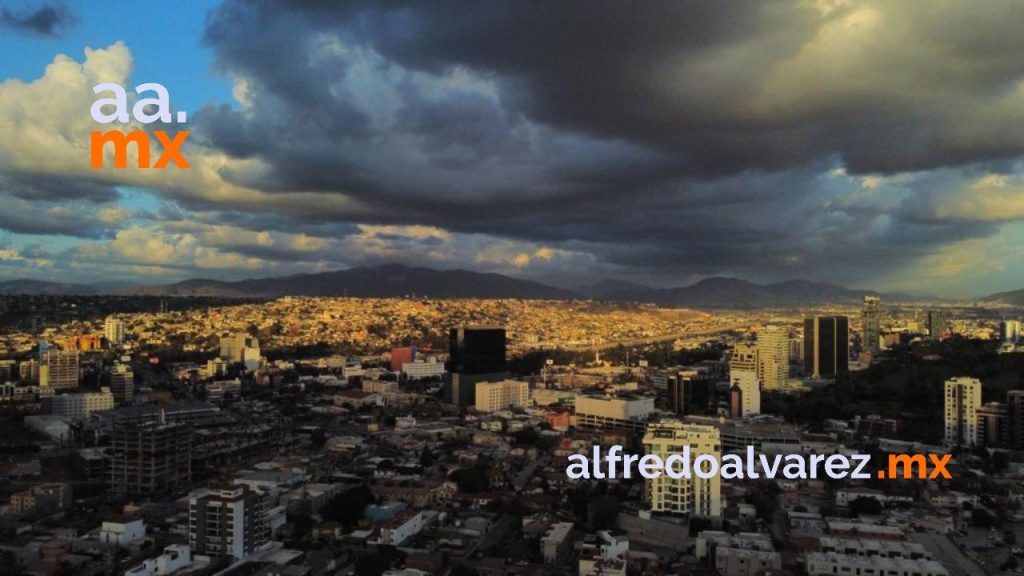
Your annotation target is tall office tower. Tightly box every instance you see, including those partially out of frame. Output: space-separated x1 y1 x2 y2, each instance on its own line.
474 379 529 412
926 310 948 340
802 316 849 378
109 419 192 495
445 327 508 406
40 350 80 390
188 485 268 560
643 420 722 519
944 377 981 447
104 316 126 346
1000 320 1022 343
109 363 134 403
219 333 260 365
668 370 710 415
1007 390 1024 449
861 296 881 353
976 402 1008 448
757 326 790 390
728 343 760 416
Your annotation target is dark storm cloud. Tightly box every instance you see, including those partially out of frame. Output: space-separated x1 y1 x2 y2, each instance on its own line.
0 173 119 203
1 2 75 37
190 0 1024 287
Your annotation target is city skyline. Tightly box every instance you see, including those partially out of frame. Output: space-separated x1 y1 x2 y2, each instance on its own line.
3 2 1024 298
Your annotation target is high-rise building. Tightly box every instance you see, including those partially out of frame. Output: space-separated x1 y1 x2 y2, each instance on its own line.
109 363 134 403
0 360 15 382
728 343 760 416
188 485 268 560
1007 390 1024 449
109 419 192 495
668 370 710 415
861 296 881 353
757 326 789 390
643 420 722 518
18 359 39 383
104 316 126 346
46 389 114 420
445 327 508 406
219 333 260 367
976 402 1008 448
944 377 981 447
802 316 849 378
475 379 529 412
927 310 948 340
1000 320 1022 343
40 350 80 390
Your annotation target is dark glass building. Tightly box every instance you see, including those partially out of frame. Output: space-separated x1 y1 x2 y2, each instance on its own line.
803 316 849 378
445 327 508 406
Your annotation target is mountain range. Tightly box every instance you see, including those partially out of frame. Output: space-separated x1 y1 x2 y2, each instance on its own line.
979 288 1024 307
0 263 958 307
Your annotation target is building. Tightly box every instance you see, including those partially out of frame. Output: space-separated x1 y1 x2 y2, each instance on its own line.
390 347 415 371
445 327 508 406
65 334 103 351
927 310 948 339
109 419 192 495
19 358 39 383
188 485 268 560
729 343 760 416
9 483 71 516
541 522 574 565
574 395 656 432
110 363 134 403
125 544 192 576
668 369 710 415
944 377 981 447
377 510 425 546
803 316 849 378
474 379 529 412
363 380 399 395
99 518 146 545
862 296 881 353
206 379 242 404
642 420 722 518
977 402 1008 447
697 531 781 576
219 333 260 368
105 316 126 346
1000 320 1022 343
40 349 80 390
402 358 446 379
805 552 948 576
1008 390 1024 449
757 325 789 390
46 389 114 420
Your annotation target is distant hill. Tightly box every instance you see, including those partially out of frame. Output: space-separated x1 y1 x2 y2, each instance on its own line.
610 277 902 308
123 263 578 300
0 279 97 295
980 288 1024 307
574 279 653 299
0 265 926 306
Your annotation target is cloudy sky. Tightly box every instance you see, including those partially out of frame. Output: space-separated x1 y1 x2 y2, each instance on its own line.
1 0 1024 297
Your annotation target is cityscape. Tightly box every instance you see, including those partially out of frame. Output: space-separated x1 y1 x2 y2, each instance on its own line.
5 2 1024 576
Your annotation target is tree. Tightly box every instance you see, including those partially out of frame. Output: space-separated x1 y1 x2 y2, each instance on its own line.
848 496 883 517
321 485 374 528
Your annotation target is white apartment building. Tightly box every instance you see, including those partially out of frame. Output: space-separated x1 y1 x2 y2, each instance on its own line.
105 316 126 345
100 517 146 545
40 350 80 390
402 359 446 379
475 379 529 412
188 486 267 560
574 395 656 432
642 420 722 518
124 544 192 576
48 389 114 420
944 377 981 447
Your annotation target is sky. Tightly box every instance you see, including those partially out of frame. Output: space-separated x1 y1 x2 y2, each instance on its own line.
1 0 1024 298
